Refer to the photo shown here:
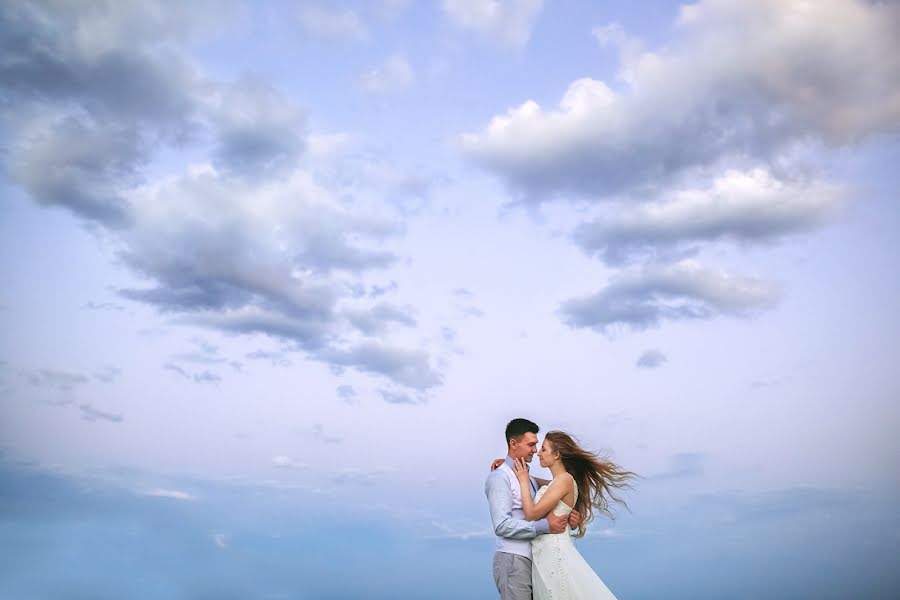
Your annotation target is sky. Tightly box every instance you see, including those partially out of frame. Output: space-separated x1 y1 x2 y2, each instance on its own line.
1 0 899 598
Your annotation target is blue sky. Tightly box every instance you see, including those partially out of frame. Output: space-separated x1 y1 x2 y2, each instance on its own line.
1 1 898 598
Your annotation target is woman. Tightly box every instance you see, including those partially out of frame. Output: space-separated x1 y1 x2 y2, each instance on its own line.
511 431 635 600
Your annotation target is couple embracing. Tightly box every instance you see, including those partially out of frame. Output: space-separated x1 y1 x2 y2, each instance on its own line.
485 418 635 600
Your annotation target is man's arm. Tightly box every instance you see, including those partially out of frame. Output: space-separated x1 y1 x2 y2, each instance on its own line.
485 473 550 539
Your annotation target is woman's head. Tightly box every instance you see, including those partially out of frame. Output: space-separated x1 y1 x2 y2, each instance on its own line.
537 437 560 468
542 430 637 538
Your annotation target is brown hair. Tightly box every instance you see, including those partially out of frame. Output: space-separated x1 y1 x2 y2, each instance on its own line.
544 430 636 538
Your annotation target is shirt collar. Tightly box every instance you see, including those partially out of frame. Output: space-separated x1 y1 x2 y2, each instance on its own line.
504 455 528 473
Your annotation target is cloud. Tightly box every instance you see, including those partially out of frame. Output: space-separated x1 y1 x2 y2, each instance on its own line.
360 54 414 93
306 132 355 160
574 169 845 265
344 302 417 335
0 2 440 394
442 0 544 48
306 424 342 444
296 5 367 42
460 0 900 200
205 76 307 177
26 369 89 392
559 260 779 333
331 466 396 485
9 117 143 226
378 388 421 405
211 532 229 549
164 363 222 384
636 349 667 369
189 336 218 355
323 342 442 391
82 301 127 312
271 456 305 469
427 520 492 541
0 2 205 225
246 350 293 367
140 488 196 501
336 384 358 404
79 404 124 423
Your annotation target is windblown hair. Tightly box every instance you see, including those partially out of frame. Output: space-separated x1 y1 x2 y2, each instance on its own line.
544 431 636 538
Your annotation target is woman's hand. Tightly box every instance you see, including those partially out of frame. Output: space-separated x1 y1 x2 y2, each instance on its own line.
489 458 504 472
513 457 531 483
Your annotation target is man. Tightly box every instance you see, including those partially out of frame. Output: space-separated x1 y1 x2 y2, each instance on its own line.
485 418 581 600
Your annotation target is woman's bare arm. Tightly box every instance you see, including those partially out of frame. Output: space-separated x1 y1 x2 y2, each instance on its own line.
513 460 574 521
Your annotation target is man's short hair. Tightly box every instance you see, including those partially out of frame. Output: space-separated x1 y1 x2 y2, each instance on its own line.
505 418 539 446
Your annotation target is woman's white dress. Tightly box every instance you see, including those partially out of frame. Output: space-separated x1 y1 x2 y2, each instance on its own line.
531 478 619 600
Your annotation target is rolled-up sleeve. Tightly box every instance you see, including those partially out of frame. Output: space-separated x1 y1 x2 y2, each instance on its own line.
485 473 549 539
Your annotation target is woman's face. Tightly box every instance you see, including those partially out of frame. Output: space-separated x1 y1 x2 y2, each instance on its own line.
538 439 557 468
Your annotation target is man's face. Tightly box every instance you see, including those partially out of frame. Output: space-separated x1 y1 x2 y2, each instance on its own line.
510 432 539 462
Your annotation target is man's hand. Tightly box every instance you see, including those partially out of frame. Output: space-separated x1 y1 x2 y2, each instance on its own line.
567 509 582 530
489 458 504 472
547 512 568 534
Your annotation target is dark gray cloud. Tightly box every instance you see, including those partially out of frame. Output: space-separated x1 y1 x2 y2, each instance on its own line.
461 1 900 201
559 260 778 333
336 384 358 404
573 170 844 265
83 301 127 312
368 281 398 297
92 366 122 383
0 3 200 127
378 388 420 405
246 350 293 368
164 363 221 385
79 404 124 423
345 303 416 335
26 368 89 392
636 349 667 369
324 342 442 391
208 76 306 177
9 118 142 227
0 1 438 393
750 375 789 390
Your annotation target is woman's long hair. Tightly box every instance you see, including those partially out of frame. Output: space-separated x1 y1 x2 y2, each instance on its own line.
544 430 636 538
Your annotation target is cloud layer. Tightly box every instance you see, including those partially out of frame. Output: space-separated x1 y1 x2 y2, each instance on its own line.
461 0 900 200
573 169 844 265
559 260 779 333
0 2 440 393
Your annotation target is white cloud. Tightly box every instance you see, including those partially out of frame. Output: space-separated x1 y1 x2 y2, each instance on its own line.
461 0 900 199
360 55 414 94
442 0 544 48
296 5 367 42
141 488 196 501
272 455 305 469
305 132 355 160
427 520 492 541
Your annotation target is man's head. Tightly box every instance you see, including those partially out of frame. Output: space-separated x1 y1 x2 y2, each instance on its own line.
505 418 539 462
